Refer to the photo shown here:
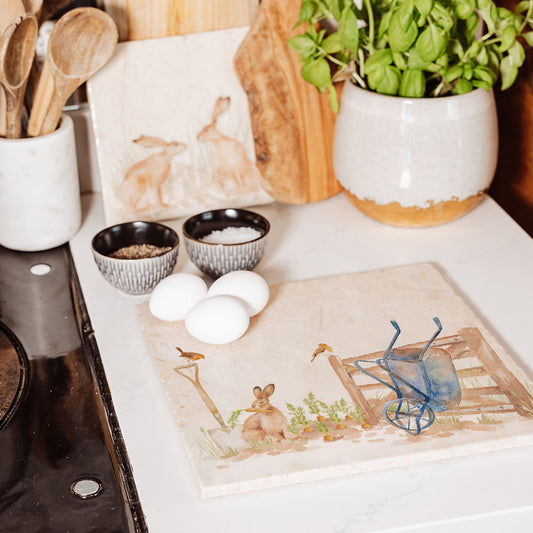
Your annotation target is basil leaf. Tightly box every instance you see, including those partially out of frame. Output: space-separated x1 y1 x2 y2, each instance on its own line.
464 41 480 59
288 34 317 57
407 47 432 69
498 25 517 53
430 3 454 31
325 0 342 21
398 0 415 32
298 0 316 22
487 49 501 79
500 54 518 90
322 32 343 54
365 49 394 73
327 83 339 113
376 65 402 95
477 45 489 65
454 78 473 93
477 4 496 33
445 64 463 82
393 51 408 69
516 0 532 13
465 12 480 41
301 57 332 92
399 69 426 96
378 11 393 39
472 79 491 90
523 31 533 47
473 65 495 84
509 40 525 67
497 7 513 20
454 0 475 19
388 11 418 52
415 0 433 18
435 53 448 68
415 23 448 62
367 67 386 90
338 6 360 54
449 38 465 58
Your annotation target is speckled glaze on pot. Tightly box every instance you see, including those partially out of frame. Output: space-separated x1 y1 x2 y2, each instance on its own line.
333 83 499 227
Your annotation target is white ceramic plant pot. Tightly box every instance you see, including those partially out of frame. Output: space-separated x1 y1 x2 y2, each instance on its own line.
0 115 81 251
333 83 499 227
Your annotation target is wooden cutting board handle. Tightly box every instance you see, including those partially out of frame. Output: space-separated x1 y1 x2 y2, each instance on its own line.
234 0 342 204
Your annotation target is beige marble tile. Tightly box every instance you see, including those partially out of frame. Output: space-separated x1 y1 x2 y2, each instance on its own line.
87 27 272 225
136 263 533 497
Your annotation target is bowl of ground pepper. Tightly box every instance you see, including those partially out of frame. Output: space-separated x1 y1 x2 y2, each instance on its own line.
91 221 179 295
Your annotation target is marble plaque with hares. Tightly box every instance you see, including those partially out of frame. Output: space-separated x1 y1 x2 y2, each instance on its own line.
136 263 533 498
87 27 272 225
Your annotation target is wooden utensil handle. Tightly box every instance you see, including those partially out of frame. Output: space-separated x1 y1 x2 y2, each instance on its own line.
5 87 26 138
27 60 56 137
38 87 75 136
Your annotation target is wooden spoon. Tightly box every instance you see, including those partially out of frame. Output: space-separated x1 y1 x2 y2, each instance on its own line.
27 7 118 137
0 13 38 138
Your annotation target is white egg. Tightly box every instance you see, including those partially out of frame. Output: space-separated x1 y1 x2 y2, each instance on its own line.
185 295 249 344
149 273 207 321
207 270 269 317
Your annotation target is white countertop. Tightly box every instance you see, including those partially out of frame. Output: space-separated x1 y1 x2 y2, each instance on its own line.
70 191 533 533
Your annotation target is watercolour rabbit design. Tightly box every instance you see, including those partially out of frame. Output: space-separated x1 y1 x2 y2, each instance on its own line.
242 384 288 442
119 135 187 212
197 96 262 192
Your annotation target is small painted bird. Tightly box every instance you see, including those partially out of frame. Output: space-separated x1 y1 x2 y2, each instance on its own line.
176 346 205 361
311 343 333 362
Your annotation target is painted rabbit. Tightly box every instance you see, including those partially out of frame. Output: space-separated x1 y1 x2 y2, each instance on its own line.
119 135 187 212
242 384 288 442
197 96 262 191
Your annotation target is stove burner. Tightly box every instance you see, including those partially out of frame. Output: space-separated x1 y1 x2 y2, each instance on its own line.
0 325 27 430
0 245 147 532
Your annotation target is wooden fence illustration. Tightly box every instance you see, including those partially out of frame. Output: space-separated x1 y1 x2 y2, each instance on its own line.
327 327 533 426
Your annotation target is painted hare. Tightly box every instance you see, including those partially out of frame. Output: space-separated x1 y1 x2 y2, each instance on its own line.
242 384 288 443
120 135 187 212
197 96 262 191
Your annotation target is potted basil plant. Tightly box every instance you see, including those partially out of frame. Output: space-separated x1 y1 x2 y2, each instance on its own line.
288 0 533 227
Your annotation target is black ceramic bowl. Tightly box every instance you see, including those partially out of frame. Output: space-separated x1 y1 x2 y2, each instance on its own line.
91 221 179 295
182 208 270 278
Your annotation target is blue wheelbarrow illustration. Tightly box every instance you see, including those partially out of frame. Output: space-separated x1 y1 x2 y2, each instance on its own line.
354 318 461 435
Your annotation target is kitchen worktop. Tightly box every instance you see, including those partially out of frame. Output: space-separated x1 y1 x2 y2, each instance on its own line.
69 190 533 532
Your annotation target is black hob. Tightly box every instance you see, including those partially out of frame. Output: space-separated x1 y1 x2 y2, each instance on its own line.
0 244 147 532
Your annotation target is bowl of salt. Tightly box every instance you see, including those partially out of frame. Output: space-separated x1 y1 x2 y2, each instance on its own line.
182 208 270 278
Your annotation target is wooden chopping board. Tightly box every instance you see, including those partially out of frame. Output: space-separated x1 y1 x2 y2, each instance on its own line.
100 0 260 41
234 0 342 204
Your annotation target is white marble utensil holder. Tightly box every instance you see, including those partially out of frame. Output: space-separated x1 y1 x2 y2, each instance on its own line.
0 114 81 251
